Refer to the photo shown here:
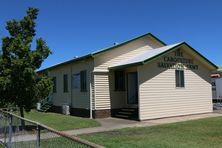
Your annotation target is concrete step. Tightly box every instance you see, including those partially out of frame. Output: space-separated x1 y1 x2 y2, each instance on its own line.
115 114 129 118
118 111 132 115
121 108 137 112
113 108 138 120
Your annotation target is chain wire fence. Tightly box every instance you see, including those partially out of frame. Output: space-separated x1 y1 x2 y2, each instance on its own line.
0 109 103 148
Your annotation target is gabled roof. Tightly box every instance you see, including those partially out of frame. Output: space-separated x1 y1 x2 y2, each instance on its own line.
39 33 166 72
110 42 182 69
109 42 218 70
91 33 166 56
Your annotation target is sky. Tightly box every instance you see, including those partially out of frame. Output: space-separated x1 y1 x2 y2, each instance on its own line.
0 0 221 70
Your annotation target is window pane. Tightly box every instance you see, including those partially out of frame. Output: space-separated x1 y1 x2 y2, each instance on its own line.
175 70 185 88
115 72 118 90
115 71 125 91
175 70 180 87
63 74 68 92
72 73 80 89
180 71 185 87
80 70 87 91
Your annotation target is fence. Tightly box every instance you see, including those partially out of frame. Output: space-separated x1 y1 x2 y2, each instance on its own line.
0 109 103 148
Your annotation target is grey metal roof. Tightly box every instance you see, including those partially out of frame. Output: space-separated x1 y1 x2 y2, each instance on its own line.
110 42 182 69
38 33 166 72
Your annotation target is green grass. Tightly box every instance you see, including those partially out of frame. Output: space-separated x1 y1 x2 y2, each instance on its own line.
81 117 222 148
24 110 100 131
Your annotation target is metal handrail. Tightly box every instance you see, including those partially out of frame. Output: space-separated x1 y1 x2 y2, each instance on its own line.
0 109 104 148
39 93 53 106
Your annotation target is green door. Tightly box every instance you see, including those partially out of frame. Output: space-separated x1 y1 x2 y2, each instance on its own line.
127 72 138 104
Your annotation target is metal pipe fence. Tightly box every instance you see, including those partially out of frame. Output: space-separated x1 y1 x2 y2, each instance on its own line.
0 109 103 148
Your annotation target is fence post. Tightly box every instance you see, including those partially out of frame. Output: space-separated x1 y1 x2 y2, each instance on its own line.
36 124 40 148
7 114 12 148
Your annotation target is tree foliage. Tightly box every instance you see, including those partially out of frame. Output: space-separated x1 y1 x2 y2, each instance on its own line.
0 8 52 115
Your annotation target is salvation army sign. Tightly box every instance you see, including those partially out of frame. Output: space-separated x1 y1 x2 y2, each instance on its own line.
157 50 198 70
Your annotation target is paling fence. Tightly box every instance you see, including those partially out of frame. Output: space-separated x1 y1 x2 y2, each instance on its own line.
0 109 103 148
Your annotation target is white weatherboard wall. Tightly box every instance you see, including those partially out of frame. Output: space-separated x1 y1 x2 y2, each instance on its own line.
93 36 163 110
109 71 126 109
71 59 94 109
49 59 93 109
138 48 212 120
94 36 163 72
49 65 72 106
94 73 111 110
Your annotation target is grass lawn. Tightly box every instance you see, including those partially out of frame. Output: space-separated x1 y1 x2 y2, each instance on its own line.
81 116 222 148
24 110 100 131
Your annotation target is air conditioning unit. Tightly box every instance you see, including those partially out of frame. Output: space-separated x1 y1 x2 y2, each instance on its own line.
62 104 70 115
36 103 41 110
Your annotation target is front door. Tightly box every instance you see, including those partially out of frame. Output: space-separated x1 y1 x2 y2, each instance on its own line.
127 72 138 105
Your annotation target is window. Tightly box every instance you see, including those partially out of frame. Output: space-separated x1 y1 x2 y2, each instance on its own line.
115 71 125 91
80 70 87 92
176 70 184 88
174 49 183 57
63 74 68 92
52 77 57 93
72 73 80 89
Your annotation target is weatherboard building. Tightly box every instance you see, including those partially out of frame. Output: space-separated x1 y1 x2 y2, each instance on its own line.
40 33 217 120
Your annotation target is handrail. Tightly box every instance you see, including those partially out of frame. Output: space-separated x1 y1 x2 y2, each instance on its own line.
0 109 104 148
39 93 53 106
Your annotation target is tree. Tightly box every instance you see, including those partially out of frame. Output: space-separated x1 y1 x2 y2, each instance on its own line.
0 7 52 119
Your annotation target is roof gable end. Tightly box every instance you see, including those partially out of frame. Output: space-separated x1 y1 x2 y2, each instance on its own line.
110 42 217 70
91 33 166 57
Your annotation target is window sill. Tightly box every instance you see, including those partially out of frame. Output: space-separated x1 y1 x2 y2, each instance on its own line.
175 87 185 89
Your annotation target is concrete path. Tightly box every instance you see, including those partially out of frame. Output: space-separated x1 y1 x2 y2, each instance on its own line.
1 111 222 143
64 111 222 135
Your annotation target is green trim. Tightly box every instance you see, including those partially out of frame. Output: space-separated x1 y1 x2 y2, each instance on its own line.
38 54 92 73
38 33 166 72
183 42 218 69
148 33 167 46
91 33 166 56
109 62 143 70
109 43 183 70
143 42 184 64
110 42 217 70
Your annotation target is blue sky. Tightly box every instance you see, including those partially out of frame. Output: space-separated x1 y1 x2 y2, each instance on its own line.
0 0 221 69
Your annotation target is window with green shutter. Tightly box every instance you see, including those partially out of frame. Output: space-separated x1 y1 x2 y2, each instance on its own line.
63 74 68 93
115 71 125 91
175 70 185 88
80 70 87 92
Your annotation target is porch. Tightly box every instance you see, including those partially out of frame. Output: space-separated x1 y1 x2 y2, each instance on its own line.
109 66 139 120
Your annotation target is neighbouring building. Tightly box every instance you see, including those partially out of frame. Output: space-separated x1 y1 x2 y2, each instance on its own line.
211 67 222 101
39 33 217 121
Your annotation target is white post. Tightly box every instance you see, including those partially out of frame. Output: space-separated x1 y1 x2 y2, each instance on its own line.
36 125 40 148
89 72 93 119
7 114 12 148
